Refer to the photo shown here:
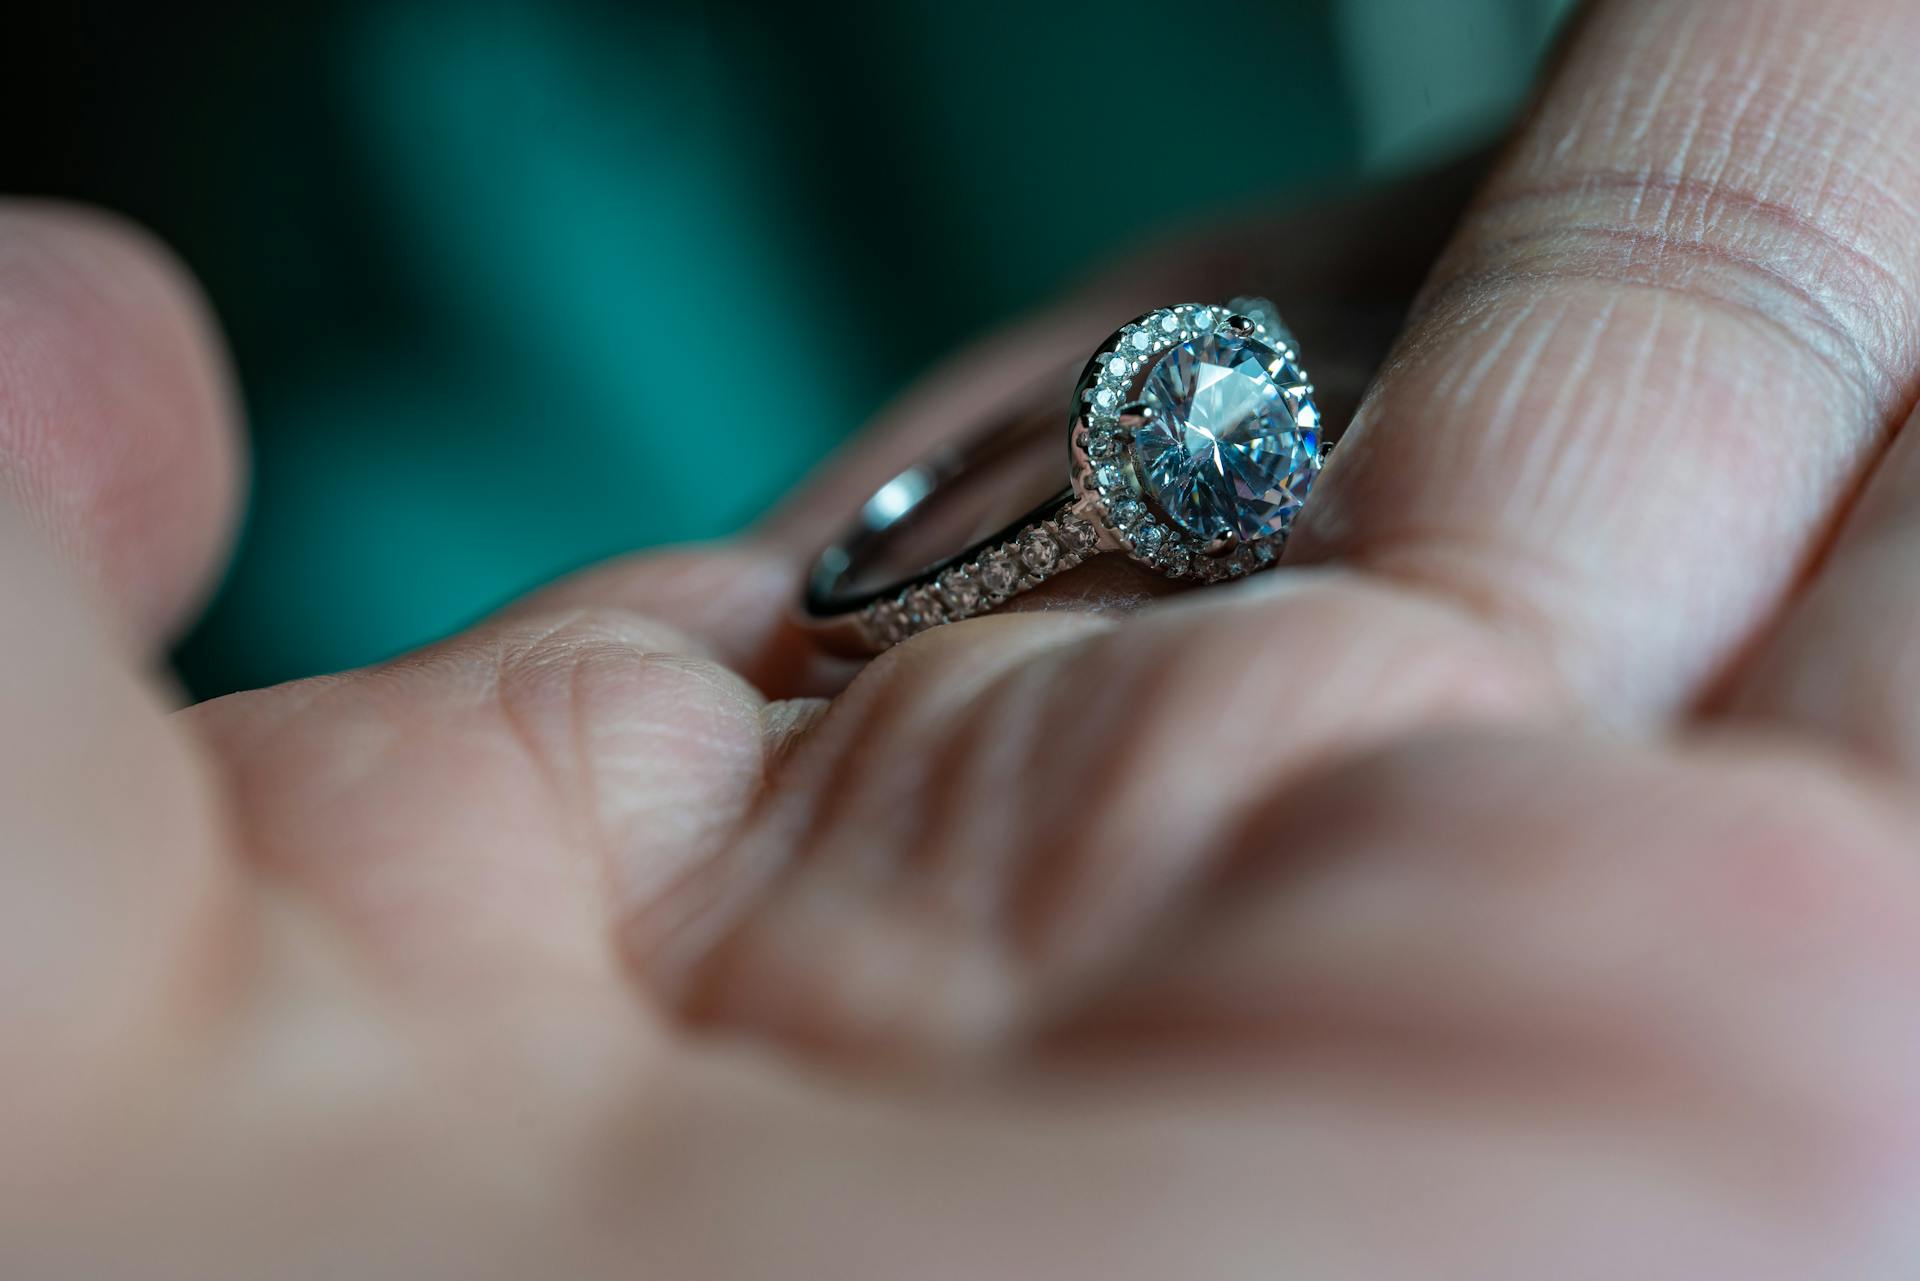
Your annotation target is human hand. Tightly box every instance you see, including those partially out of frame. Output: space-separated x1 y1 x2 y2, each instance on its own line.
8 2 1920 1276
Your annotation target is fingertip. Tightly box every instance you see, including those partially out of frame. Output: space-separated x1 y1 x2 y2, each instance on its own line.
0 199 245 648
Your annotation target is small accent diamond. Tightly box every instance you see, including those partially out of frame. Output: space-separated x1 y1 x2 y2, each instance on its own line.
1110 497 1146 526
938 568 982 614
1194 308 1214 329
1160 313 1181 333
1020 529 1061 574
1056 512 1098 553
1094 387 1118 410
1132 522 1166 550
1129 329 1153 352
904 588 944 630
978 551 1019 597
871 599 908 645
1105 355 1129 378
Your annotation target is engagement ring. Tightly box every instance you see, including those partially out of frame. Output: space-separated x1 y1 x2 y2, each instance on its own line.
802 298 1327 655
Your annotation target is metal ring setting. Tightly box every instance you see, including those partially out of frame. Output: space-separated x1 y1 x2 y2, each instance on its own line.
802 298 1326 656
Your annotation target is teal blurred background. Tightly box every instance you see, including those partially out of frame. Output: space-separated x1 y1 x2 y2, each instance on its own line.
14 0 1571 696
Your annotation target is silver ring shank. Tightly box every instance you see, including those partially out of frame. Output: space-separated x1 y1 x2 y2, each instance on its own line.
803 470 1101 656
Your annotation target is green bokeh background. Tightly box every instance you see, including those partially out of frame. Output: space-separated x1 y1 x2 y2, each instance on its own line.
15 0 1572 696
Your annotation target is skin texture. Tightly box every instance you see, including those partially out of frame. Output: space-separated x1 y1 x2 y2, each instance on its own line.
7 1 1920 1275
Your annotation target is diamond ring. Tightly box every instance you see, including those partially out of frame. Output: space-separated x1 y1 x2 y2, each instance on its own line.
801 298 1327 655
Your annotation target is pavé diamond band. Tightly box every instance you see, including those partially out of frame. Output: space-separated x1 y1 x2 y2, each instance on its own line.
801 299 1327 656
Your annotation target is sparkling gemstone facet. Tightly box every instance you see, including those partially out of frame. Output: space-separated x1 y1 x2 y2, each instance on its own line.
1132 333 1321 542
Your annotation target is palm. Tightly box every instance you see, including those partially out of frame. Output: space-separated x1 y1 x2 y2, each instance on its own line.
11 3 1920 1277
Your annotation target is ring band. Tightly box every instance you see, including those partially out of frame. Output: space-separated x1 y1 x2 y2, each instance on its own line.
801 298 1327 656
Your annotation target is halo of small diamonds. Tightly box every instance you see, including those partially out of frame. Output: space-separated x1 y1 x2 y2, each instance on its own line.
1070 300 1321 582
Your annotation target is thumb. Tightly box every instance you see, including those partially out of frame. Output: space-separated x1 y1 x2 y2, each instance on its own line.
0 206 246 1133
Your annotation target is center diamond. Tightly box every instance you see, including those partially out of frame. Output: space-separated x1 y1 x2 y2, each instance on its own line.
1132 333 1322 543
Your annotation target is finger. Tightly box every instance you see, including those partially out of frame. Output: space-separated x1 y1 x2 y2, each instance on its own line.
186 603 791 995
0 202 242 648
0 210 246 1127
1289 0 1920 720
507 543 824 695
1057 729 1920 1085
626 571 1565 1063
1718 401 1920 775
1048 730 1920 1266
